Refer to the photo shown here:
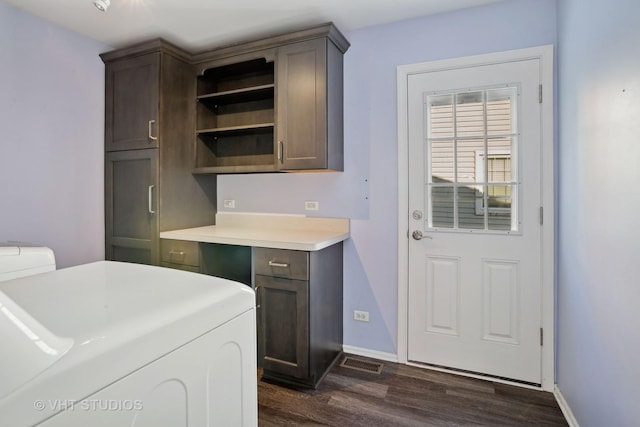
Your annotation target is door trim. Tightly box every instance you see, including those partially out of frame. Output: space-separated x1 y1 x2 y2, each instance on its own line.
396 46 555 390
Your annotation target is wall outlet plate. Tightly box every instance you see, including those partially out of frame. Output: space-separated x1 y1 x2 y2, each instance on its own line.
353 310 370 322
223 199 235 209
304 201 319 211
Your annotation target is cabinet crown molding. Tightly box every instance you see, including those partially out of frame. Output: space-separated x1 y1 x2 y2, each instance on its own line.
100 38 191 63
100 22 349 65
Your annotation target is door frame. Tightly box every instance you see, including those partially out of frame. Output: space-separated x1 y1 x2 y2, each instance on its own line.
396 46 555 391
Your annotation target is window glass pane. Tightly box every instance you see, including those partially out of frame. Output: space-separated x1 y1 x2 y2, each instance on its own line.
427 94 454 138
457 138 483 183
488 209 512 230
486 137 512 170
458 184 484 229
430 139 454 183
486 87 517 135
456 92 484 137
488 185 512 204
429 185 454 228
487 184 514 231
487 157 511 182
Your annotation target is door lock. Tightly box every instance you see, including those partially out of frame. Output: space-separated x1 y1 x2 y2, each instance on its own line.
412 210 423 220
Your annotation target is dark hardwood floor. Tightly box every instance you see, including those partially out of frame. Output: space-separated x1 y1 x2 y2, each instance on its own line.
258 355 568 426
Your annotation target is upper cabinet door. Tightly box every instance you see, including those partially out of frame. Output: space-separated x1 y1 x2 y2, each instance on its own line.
105 53 160 151
276 39 330 171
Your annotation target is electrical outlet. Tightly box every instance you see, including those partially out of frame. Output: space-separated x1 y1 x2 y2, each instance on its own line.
304 201 319 211
223 199 235 209
353 310 369 322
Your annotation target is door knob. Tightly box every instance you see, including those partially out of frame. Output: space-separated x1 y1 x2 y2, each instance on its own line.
412 230 432 240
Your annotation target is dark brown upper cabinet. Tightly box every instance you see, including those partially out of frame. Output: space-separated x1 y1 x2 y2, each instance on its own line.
104 52 160 151
276 38 344 171
192 23 349 173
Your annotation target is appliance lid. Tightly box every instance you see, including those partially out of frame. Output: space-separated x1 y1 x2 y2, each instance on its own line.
0 244 55 275
0 291 74 399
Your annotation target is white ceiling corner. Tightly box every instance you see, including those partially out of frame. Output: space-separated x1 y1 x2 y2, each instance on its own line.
3 0 504 52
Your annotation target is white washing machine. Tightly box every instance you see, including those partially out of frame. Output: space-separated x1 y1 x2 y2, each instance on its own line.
0 243 56 282
0 260 257 427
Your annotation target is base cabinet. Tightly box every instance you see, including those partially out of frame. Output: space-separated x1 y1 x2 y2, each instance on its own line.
256 275 309 379
255 244 343 388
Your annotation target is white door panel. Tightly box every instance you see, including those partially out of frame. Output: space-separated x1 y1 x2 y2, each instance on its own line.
407 58 542 384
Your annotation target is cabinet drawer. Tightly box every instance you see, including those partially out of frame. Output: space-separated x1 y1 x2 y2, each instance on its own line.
254 248 308 280
160 239 200 267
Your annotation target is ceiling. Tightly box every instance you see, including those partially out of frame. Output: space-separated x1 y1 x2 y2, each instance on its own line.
4 0 504 52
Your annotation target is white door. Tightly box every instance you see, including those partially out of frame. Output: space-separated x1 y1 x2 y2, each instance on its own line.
407 58 543 384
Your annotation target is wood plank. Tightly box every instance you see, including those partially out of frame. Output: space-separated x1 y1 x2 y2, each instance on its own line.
258 355 568 426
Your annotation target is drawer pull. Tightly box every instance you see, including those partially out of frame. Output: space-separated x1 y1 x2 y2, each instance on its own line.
169 250 186 263
268 261 289 268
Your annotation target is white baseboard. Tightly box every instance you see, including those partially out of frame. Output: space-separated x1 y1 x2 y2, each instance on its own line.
554 385 580 427
342 345 398 363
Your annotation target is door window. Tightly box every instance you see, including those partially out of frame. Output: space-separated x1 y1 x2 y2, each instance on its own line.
425 86 519 232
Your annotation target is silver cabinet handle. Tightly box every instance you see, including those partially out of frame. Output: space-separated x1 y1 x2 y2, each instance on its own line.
169 250 185 256
268 261 289 268
255 286 262 309
148 185 156 214
148 120 158 141
277 140 283 163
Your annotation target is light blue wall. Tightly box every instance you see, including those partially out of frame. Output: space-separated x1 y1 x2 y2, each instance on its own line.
0 1 109 268
6 0 639 422
557 0 640 425
218 0 557 353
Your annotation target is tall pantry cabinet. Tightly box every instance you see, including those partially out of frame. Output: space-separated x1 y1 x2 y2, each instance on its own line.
101 40 216 265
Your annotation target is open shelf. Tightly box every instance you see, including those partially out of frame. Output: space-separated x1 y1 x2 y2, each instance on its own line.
197 84 274 106
196 123 274 137
195 57 276 173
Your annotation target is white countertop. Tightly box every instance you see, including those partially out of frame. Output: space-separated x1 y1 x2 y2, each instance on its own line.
160 213 350 251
